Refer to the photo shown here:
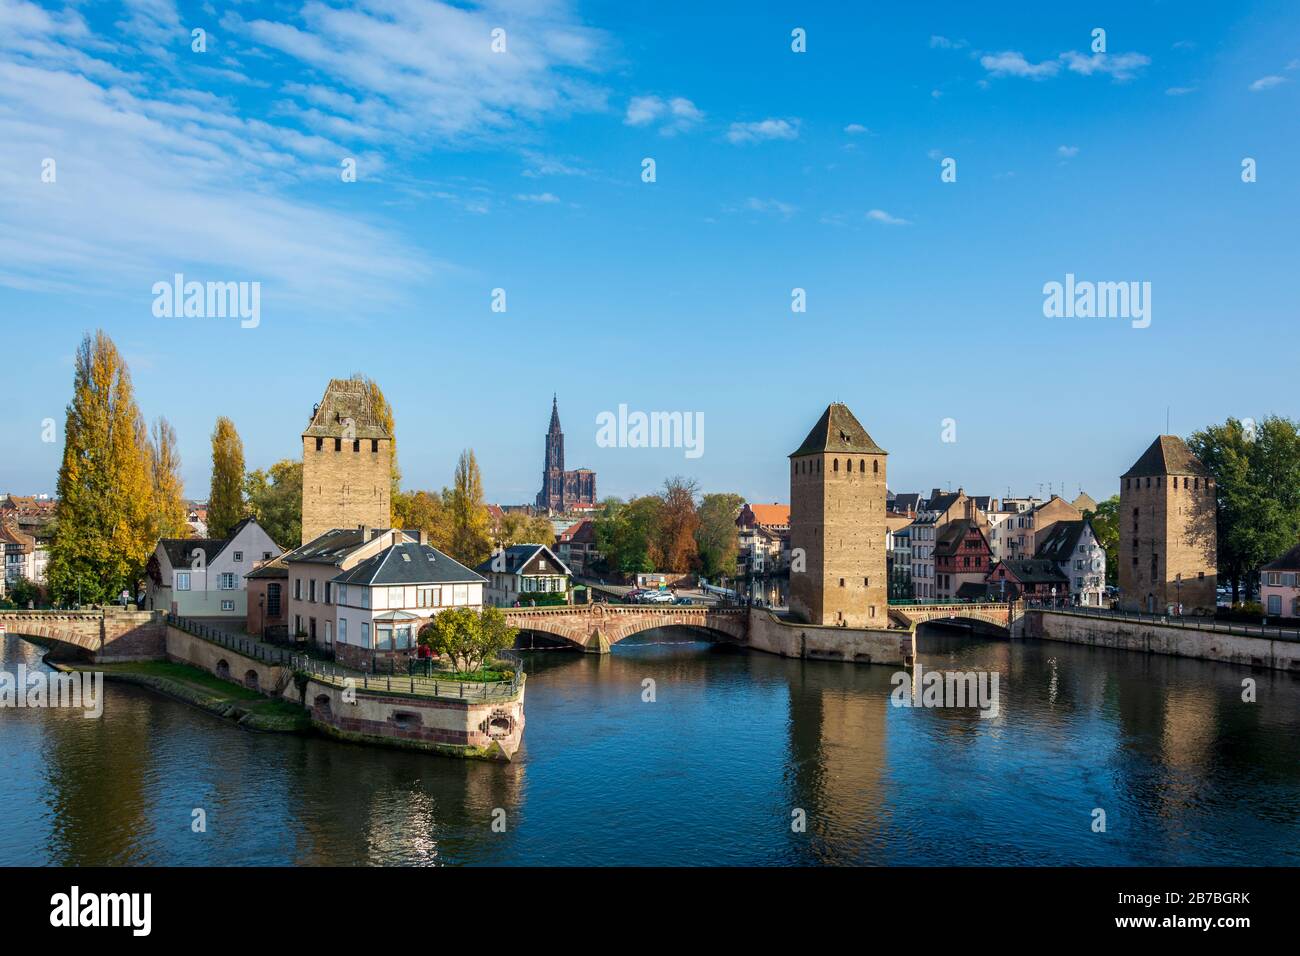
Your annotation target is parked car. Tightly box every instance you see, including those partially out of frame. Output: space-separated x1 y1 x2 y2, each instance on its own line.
644 590 674 604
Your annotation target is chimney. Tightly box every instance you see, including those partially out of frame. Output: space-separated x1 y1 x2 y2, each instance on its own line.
418 530 428 546
359 524 370 542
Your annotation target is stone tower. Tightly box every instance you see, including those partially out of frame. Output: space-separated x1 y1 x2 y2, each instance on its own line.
789 403 888 627
300 378 393 544
1118 435 1217 614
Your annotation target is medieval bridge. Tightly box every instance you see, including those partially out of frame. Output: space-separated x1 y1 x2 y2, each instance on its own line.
0 608 167 662
889 602 1016 635
503 604 748 653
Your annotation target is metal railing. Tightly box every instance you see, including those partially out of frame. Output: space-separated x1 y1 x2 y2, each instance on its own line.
290 653 523 701
1038 605 1300 643
168 614 297 664
169 613 525 699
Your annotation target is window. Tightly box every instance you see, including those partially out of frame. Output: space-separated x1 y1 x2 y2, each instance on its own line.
263 551 272 560
833 458 839 472
267 583 281 617
294 578 302 600
371 439 379 453
417 586 440 608
873 459 879 474
361 621 370 648
309 579 317 602
324 582 332 604
233 551 243 562
353 439 360 453
334 438 341 451
221 599 234 611
315 437 323 451
375 625 393 651
1268 594 1282 615
176 572 191 591
338 618 347 644
324 621 332 646
388 586 405 607
337 584 347 605
218 572 236 590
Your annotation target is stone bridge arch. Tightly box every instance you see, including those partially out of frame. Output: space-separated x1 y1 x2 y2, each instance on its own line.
0 609 167 662
502 605 748 654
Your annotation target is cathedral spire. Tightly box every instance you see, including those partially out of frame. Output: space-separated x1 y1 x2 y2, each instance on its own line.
549 394 561 432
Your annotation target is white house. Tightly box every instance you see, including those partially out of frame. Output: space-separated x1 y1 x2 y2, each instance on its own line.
474 544 571 607
330 540 486 669
1033 519 1107 607
146 517 283 617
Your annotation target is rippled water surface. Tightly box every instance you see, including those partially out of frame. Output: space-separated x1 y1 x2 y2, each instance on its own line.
2 627 1297 866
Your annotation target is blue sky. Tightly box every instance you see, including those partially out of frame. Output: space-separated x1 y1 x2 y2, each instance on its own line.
1 0 1296 507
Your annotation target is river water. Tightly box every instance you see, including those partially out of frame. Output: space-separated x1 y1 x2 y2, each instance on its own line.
2 627 1297 866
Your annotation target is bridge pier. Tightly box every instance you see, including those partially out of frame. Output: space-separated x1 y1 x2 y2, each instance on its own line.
583 630 611 655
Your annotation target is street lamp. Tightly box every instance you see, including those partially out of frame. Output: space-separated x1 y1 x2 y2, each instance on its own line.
1050 586 1057 610
1175 573 1182 616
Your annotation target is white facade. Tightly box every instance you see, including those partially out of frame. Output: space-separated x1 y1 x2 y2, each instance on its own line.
334 578 484 654
149 519 283 617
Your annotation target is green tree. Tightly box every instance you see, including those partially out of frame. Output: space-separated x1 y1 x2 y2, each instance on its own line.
1189 415 1300 601
147 416 189 543
4 576 42 609
47 331 155 604
1083 494 1120 587
244 459 302 550
696 492 745 578
418 605 517 676
448 449 492 567
207 416 246 539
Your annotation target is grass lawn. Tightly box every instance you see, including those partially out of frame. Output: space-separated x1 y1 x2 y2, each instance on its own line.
96 660 264 700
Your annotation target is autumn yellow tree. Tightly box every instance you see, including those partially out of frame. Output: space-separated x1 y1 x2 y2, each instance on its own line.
208 416 245 538
147 416 189 542
448 449 492 567
47 331 155 604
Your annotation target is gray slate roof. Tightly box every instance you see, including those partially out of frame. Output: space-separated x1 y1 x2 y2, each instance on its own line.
790 403 887 458
332 542 485 587
1034 520 1092 564
1122 435 1210 478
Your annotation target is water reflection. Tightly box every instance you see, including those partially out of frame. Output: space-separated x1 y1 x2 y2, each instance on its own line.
1 626 1298 866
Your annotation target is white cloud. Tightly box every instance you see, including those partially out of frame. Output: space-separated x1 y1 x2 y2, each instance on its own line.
1165 86 1197 96
980 51 1060 79
1060 51 1150 81
844 123 870 135
982 49 1150 82
1057 145 1080 158
624 94 703 135
737 197 796 218
727 118 800 144
514 192 560 203
930 36 968 50
866 209 910 226
1250 75 1286 91
0 0 443 311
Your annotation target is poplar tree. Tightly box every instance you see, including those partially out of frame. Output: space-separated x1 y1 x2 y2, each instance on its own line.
207 416 245 539
47 331 154 604
449 449 492 567
148 417 189 542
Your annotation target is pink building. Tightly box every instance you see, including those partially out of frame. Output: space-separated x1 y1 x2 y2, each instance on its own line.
1261 544 1300 619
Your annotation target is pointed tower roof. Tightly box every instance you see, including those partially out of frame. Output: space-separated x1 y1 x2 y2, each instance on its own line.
1122 435 1210 478
548 394 561 432
789 403 887 457
303 378 391 440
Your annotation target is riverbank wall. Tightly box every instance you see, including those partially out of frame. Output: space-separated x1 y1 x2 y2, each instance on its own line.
303 677 525 761
1024 609 1300 672
746 608 909 666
